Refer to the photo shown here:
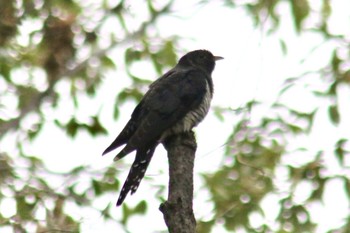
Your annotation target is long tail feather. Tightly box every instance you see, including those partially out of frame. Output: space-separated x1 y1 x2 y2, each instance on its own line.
116 145 157 206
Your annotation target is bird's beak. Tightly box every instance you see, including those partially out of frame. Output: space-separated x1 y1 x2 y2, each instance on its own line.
214 56 224 61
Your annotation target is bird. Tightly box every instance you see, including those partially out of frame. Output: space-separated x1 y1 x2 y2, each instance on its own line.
102 49 223 206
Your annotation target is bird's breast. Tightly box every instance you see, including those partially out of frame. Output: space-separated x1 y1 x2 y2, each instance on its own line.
161 82 212 140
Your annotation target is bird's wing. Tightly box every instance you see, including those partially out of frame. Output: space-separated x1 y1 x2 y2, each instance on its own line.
101 70 177 156
102 102 146 155
117 68 209 157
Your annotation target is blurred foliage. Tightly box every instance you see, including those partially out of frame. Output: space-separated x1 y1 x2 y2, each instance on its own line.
0 0 350 232
197 1 350 232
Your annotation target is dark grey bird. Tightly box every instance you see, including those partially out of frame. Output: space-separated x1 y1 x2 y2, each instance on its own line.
102 49 223 206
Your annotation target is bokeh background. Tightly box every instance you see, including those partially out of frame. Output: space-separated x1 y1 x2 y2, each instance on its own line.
0 0 350 232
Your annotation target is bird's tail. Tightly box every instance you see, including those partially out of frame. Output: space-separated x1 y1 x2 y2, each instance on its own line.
116 144 157 206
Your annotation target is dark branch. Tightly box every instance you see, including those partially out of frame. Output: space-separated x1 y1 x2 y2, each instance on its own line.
159 131 197 233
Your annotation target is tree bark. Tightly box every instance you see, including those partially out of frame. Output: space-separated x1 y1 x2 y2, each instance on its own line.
159 131 197 233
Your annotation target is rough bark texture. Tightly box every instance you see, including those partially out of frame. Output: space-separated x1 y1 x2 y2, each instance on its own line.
159 131 197 233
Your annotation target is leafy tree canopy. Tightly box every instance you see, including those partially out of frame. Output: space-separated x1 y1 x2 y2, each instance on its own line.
0 0 349 232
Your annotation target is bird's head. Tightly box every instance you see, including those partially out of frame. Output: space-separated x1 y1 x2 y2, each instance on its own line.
178 50 223 74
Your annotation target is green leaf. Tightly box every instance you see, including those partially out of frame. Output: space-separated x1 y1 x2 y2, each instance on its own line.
16 195 35 220
146 0 156 15
321 0 331 20
280 39 288 55
0 59 11 82
100 179 119 194
213 106 225 121
335 139 347 165
327 82 337 96
117 88 144 104
67 185 89 206
309 176 327 201
121 201 148 225
25 155 44 170
155 40 177 67
344 178 350 199
66 118 79 137
87 82 97 96
111 1 123 14
70 165 86 175
328 104 340 125
331 50 341 74
288 123 303 134
101 203 112 220
103 166 118 180
113 95 120 119
290 0 310 33
197 220 215 233
121 204 131 225
0 154 14 184
17 85 40 110
23 0 39 17
51 0 81 15
92 179 102 196
28 122 43 141
125 48 143 65
87 116 108 136
101 56 116 69
134 200 147 214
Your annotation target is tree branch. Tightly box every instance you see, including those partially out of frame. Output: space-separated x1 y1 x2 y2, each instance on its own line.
159 131 197 233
